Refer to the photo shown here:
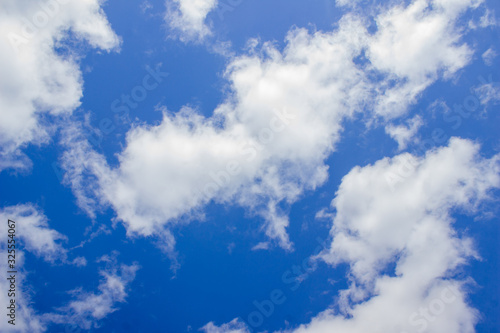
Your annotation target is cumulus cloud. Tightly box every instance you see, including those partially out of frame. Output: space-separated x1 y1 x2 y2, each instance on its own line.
366 0 476 118
61 0 485 256
0 0 120 172
203 138 500 333
289 138 499 333
165 0 218 42
322 137 498 283
385 115 423 150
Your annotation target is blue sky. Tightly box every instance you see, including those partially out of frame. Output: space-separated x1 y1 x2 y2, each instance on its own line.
0 0 499 332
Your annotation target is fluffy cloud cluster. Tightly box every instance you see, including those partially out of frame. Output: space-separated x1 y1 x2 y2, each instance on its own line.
366 0 475 117
288 138 498 333
0 0 119 172
165 0 218 42
203 138 500 332
61 0 487 254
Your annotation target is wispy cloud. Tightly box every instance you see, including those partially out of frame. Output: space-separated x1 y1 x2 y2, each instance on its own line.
44 261 140 330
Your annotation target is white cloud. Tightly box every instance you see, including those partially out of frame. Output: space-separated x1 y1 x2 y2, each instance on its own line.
288 138 499 333
0 0 120 172
334 0 378 8
203 138 500 333
251 242 270 251
0 205 136 332
141 0 154 14
474 82 500 105
201 318 250 333
0 260 45 333
479 8 497 27
0 204 68 332
0 204 67 262
322 137 498 284
72 256 88 267
61 0 485 256
165 0 218 42
367 0 477 118
481 47 496 66
0 150 33 173
44 262 139 330
385 115 423 150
